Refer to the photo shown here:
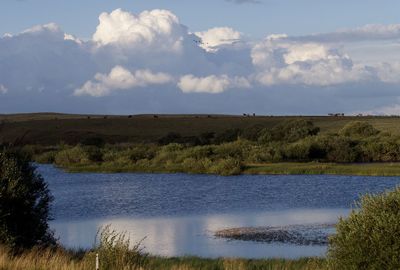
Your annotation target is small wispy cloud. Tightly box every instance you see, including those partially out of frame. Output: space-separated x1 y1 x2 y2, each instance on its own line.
225 0 261 4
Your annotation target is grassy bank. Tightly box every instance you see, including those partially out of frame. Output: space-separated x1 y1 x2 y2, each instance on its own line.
244 162 400 176
0 246 326 270
59 162 400 177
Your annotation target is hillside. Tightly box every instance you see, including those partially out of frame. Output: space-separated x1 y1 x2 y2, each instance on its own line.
1 113 400 145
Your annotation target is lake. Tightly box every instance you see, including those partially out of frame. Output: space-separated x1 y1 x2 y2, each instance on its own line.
38 164 400 258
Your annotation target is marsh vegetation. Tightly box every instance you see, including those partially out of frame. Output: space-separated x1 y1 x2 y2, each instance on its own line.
23 119 400 176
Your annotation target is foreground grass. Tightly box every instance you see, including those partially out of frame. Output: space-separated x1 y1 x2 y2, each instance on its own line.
244 162 400 176
0 246 326 270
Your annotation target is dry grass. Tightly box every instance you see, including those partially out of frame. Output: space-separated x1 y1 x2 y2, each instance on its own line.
0 245 327 270
0 246 92 270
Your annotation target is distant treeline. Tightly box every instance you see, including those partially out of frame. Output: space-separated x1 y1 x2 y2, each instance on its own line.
24 120 400 175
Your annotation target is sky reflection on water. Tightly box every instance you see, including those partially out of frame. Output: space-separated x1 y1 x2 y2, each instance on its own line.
51 208 348 258
38 165 400 258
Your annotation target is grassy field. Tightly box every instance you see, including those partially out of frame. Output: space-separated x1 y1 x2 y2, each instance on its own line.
2 113 400 145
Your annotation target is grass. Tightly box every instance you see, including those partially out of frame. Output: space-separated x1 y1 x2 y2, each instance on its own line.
0 217 328 270
244 162 400 176
2 113 400 145
57 162 400 177
0 246 327 270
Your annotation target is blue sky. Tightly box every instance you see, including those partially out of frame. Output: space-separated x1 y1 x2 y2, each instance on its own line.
1 0 400 115
3 0 400 39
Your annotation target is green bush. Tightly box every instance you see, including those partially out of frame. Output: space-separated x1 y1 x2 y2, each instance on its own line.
325 136 360 162
0 146 55 249
328 187 400 269
182 146 214 160
83 146 103 162
284 140 312 161
127 145 156 162
360 138 400 162
210 157 242 176
339 121 380 138
54 146 90 166
243 145 273 163
214 140 250 159
270 120 320 143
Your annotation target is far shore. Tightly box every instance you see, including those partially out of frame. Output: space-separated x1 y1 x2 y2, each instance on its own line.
48 162 400 177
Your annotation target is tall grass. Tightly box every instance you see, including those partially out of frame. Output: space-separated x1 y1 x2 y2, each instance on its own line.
0 225 327 270
0 246 326 270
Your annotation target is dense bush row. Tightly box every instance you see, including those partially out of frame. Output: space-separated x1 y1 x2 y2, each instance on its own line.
25 120 400 175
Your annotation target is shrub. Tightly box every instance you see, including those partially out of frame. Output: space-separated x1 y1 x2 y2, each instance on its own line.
210 157 242 176
182 146 214 160
243 145 273 163
339 121 380 138
54 146 90 166
154 143 185 163
325 136 360 163
270 120 320 143
82 146 103 162
359 138 400 162
128 145 156 162
328 187 400 270
0 146 55 249
214 140 251 160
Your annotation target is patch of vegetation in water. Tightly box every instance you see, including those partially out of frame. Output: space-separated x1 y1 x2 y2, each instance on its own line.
215 224 335 245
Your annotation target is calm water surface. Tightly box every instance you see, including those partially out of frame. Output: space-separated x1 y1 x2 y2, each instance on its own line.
38 165 400 258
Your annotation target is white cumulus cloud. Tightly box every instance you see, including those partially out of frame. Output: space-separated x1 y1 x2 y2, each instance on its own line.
75 66 173 97
178 74 250 94
195 27 242 52
92 9 186 52
251 36 373 86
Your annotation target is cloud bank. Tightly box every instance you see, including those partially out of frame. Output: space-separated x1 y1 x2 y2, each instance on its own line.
75 66 173 97
1 8 400 115
178 74 250 93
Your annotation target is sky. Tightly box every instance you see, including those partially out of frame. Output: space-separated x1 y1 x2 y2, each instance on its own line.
1 0 400 115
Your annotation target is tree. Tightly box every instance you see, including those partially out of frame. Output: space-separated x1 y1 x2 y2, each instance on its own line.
328 187 400 269
0 146 55 249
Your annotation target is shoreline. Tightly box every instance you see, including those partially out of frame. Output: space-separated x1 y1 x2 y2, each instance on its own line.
47 162 400 177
